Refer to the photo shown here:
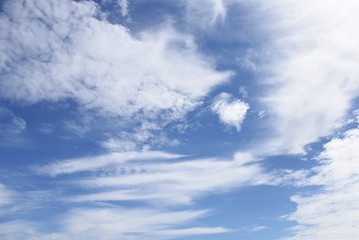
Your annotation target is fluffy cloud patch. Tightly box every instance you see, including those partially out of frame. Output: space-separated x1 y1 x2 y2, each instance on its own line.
0 0 231 146
212 93 249 132
284 126 359 240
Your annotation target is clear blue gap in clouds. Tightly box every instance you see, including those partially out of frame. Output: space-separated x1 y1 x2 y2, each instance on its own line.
0 0 359 239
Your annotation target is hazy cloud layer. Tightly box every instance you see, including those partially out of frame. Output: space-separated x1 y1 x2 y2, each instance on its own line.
0 151 267 239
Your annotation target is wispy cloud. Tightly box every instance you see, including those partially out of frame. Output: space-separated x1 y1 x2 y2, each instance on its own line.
35 151 183 177
284 125 359 240
0 208 228 240
0 107 27 147
16 150 268 239
0 178 230 239
117 0 129 17
1 0 358 239
36 151 267 205
257 0 359 154
61 207 227 239
184 0 227 26
0 183 13 207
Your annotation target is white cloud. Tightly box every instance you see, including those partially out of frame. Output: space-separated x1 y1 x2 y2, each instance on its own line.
0 0 232 145
0 152 262 240
257 0 359 154
23 150 268 239
40 151 268 206
249 226 268 232
0 221 42 240
0 0 230 109
35 151 183 177
212 93 249 132
0 107 27 146
0 178 231 239
184 0 227 26
0 208 227 240
284 126 359 240
0 107 26 135
61 207 228 240
34 150 268 206
0 183 13 207
117 0 129 17
101 137 138 152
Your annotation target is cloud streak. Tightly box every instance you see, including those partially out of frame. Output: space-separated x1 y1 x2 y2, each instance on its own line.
35 151 183 177
2 151 266 239
37 151 267 205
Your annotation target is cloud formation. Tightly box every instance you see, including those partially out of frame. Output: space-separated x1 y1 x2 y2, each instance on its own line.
0 183 13 207
285 125 359 240
0 107 27 146
211 93 249 132
61 208 228 240
259 0 359 154
0 0 232 148
1 0 358 239
185 0 227 26
0 151 268 239
117 0 129 17
36 151 267 205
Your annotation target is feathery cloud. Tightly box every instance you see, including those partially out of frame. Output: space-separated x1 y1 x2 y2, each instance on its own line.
284 126 359 240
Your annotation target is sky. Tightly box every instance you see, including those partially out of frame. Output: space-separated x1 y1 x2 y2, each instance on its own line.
0 0 359 239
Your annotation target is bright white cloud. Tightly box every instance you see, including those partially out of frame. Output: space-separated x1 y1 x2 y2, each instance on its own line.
212 93 249 132
258 0 359 154
0 0 232 146
284 126 359 240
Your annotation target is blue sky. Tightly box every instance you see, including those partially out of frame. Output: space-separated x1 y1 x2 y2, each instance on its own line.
0 0 359 239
